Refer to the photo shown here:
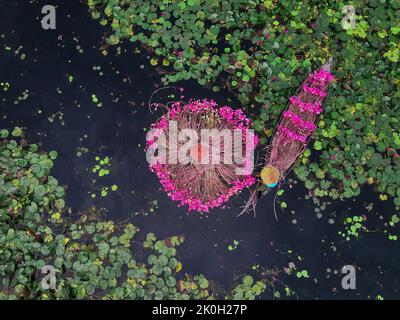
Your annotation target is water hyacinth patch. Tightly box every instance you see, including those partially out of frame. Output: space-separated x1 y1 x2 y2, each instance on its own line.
92 155 111 177
339 215 366 241
228 239 240 251
91 93 102 107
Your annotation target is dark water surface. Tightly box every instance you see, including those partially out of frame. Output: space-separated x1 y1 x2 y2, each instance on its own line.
1 0 399 299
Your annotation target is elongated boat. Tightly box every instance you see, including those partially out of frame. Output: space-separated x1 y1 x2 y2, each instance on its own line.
242 59 335 214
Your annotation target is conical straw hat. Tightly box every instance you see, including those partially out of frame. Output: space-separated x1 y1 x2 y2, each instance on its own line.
261 166 280 186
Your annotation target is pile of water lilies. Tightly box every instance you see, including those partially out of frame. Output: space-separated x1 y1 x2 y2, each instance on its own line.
146 99 258 213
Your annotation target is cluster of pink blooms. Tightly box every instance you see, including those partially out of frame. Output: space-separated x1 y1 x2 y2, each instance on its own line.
277 67 334 146
168 102 183 118
277 125 307 144
147 99 258 213
303 69 334 97
309 69 335 84
289 96 322 114
219 106 251 128
283 110 316 132
154 117 168 129
151 163 256 212
183 99 218 114
303 83 328 97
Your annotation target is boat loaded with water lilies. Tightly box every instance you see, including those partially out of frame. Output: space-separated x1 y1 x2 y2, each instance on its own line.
242 59 335 214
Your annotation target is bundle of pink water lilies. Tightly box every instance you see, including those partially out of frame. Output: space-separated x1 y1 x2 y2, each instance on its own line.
146 99 258 213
